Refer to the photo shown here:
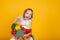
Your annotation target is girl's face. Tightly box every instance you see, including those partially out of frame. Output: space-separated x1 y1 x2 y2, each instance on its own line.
24 10 32 19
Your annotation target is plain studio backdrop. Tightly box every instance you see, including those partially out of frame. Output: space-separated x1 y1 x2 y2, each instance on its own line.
0 0 60 40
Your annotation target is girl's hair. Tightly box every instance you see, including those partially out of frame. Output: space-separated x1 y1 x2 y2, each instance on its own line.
23 8 33 19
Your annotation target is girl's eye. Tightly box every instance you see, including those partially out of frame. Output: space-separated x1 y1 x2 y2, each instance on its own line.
26 13 29 14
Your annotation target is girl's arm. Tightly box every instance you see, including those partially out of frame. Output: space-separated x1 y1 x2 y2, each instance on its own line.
13 16 21 23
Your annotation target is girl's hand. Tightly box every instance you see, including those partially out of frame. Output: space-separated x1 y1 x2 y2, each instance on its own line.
23 34 31 40
24 34 28 37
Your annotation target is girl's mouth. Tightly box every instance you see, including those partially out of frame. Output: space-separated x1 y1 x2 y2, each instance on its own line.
26 16 29 18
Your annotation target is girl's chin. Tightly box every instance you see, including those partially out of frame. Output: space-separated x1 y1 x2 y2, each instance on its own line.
24 18 30 20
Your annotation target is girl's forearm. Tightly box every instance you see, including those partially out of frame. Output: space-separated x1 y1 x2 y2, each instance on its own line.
13 19 18 23
13 16 21 24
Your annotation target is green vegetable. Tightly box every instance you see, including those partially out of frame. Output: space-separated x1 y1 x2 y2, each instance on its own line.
11 23 18 30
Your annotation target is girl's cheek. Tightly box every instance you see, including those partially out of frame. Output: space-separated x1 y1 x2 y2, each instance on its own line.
25 14 28 16
27 15 31 18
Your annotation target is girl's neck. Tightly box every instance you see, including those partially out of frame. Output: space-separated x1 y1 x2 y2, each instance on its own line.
24 18 30 20
23 17 31 20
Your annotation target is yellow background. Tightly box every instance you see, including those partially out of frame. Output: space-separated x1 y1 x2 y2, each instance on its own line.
0 0 60 40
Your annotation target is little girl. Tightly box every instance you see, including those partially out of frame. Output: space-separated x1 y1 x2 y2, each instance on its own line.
10 8 33 40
